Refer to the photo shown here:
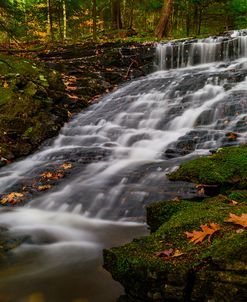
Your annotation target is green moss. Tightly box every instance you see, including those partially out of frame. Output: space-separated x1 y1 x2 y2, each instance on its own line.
104 194 247 301
226 190 247 203
168 145 247 188
146 199 185 232
104 145 247 301
0 53 66 159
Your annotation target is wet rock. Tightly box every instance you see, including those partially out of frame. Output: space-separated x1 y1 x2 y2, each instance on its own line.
103 146 247 301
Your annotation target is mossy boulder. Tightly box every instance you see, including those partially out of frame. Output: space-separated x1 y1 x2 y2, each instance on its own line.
168 145 247 188
104 195 247 301
0 53 67 161
104 145 247 301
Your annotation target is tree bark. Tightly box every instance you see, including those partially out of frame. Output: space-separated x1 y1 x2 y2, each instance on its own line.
63 0 67 41
47 0 54 41
155 0 173 39
92 0 97 41
112 0 122 30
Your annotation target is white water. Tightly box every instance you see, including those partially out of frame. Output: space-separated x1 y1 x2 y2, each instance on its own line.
1 32 247 301
156 30 247 69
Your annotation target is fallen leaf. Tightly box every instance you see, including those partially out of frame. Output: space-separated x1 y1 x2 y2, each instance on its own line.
40 171 64 180
171 249 184 257
154 248 174 257
154 248 184 259
236 228 245 234
66 86 77 91
226 132 238 141
225 213 247 228
185 223 220 244
3 80 9 88
36 184 52 191
0 192 25 205
66 93 79 100
60 163 73 170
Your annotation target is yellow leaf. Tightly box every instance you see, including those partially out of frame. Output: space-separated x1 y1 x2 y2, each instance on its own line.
3 80 9 88
36 184 52 191
61 163 73 170
40 171 64 180
171 249 184 257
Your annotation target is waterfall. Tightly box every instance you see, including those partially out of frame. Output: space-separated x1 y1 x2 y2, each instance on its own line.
0 30 247 302
156 30 247 69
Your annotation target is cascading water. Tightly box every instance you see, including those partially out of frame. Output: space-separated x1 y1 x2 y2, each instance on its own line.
156 29 247 69
1 31 247 301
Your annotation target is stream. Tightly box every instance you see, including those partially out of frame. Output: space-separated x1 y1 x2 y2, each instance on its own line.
1 31 247 301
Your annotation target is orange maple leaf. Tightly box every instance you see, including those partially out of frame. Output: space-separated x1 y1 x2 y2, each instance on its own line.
185 223 220 244
225 213 247 228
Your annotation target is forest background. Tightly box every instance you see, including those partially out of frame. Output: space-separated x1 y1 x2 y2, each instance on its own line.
1 0 247 47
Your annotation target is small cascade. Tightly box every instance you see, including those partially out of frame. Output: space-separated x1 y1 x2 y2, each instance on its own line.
1 30 247 302
156 30 247 70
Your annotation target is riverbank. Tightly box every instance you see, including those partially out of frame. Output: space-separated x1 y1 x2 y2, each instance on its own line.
104 145 247 301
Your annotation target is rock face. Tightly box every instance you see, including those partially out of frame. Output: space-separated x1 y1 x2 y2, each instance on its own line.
38 42 156 110
0 53 67 162
0 42 156 164
103 145 247 301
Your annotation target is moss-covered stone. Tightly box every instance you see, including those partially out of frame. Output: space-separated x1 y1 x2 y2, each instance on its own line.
104 145 247 301
104 195 247 301
0 53 67 161
168 145 247 188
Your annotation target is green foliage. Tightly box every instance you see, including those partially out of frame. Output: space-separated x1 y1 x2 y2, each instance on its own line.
0 0 246 44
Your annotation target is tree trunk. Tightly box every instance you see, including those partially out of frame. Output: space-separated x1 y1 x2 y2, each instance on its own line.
198 8 202 35
155 0 173 39
92 0 97 41
186 13 190 36
47 0 54 41
112 0 122 30
63 0 67 41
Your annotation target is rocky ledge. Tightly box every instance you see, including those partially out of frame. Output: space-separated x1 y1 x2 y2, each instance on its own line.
0 53 67 163
104 145 247 301
0 42 155 166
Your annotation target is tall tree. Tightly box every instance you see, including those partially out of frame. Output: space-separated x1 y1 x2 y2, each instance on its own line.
47 0 54 41
62 0 67 40
112 0 122 29
92 0 97 41
155 0 174 38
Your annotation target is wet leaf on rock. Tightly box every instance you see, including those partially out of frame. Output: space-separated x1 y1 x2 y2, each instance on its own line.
0 192 25 205
60 163 73 170
36 184 52 191
40 171 64 180
225 213 247 228
185 223 220 244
